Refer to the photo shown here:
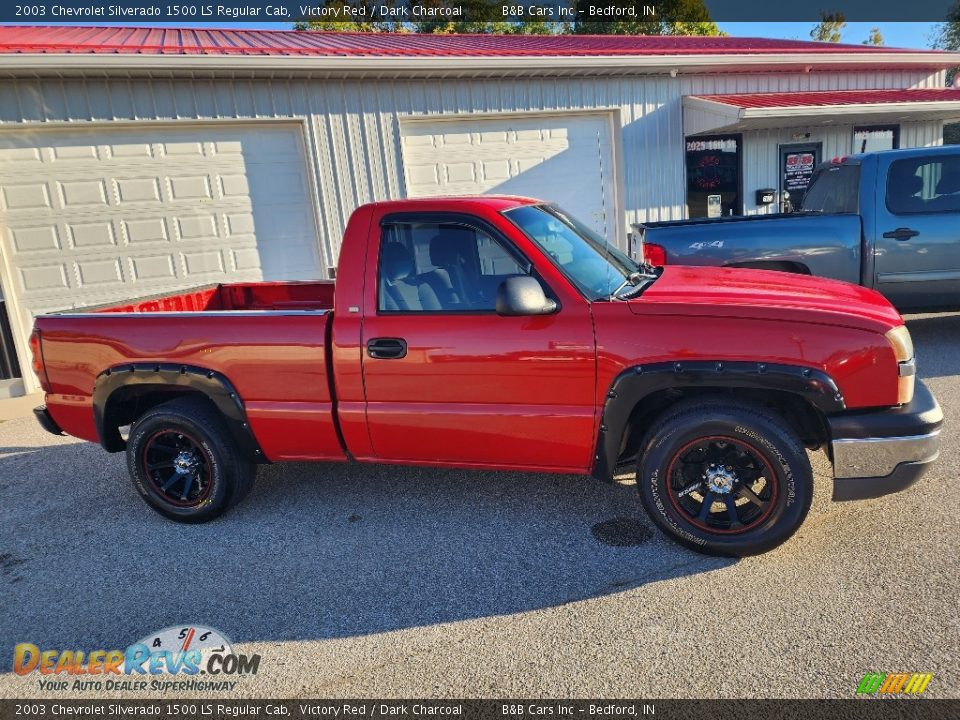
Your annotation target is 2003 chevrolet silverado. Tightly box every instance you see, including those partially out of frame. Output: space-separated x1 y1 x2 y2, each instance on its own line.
30 197 943 556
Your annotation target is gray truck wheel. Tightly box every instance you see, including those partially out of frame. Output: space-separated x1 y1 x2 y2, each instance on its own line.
126 397 255 523
637 398 813 556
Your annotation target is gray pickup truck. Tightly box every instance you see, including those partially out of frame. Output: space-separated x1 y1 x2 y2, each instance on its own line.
636 145 960 310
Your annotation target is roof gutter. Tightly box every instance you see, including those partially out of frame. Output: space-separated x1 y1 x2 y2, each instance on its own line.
1 50 959 76
688 96 960 119
683 94 960 134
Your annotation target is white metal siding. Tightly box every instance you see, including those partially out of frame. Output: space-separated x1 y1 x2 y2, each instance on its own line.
0 68 944 262
401 113 618 241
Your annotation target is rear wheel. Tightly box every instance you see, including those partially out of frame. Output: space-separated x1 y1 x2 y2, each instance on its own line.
637 398 813 556
126 397 255 523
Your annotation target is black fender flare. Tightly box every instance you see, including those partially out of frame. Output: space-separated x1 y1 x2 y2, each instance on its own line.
92 363 265 462
592 360 845 481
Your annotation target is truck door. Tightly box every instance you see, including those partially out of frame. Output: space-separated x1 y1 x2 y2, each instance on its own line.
875 152 960 308
359 212 597 471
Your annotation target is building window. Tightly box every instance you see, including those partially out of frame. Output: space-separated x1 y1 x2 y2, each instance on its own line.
854 125 900 154
685 135 743 218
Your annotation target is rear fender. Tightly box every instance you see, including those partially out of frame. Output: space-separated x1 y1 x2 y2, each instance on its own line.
93 363 265 462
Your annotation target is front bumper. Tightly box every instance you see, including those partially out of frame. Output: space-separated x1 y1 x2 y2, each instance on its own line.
33 405 65 437
828 381 942 501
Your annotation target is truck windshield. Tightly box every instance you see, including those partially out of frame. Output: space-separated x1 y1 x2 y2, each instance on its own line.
504 204 651 301
800 164 861 214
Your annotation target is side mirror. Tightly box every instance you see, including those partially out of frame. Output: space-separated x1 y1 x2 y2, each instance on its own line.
495 276 558 316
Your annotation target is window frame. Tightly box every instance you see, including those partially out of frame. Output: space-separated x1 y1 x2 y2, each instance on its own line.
884 155 960 217
683 133 744 218
501 203 640 302
375 211 557 316
853 124 900 154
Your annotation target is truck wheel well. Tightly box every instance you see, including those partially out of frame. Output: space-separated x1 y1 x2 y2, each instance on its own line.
102 386 219 451
616 387 830 471
93 363 265 462
724 261 811 275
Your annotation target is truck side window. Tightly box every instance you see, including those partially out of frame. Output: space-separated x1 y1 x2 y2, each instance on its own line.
886 156 960 215
801 165 860 214
378 222 528 312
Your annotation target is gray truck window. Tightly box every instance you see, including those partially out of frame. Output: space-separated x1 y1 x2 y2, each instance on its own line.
886 156 960 215
378 222 528 313
800 164 860 214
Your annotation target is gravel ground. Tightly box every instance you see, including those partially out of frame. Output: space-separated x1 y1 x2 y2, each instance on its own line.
0 311 957 699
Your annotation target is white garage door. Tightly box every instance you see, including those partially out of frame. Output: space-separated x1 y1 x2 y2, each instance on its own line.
400 113 618 242
0 123 322 390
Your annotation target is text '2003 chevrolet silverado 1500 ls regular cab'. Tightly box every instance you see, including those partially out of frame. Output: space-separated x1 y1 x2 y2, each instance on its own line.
30 197 943 556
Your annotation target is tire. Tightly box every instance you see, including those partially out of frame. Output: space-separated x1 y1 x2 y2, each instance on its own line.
126 396 255 523
636 397 813 557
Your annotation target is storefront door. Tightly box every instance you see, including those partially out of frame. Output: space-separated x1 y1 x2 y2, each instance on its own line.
779 143 822 211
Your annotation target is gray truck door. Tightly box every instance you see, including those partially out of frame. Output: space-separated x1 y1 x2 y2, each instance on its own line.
875 153 960 309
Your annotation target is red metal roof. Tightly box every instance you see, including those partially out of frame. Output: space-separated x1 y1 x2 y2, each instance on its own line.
0 25 942 57
690 89 960 109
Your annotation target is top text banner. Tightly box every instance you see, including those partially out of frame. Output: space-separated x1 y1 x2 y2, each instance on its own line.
4 0 960 23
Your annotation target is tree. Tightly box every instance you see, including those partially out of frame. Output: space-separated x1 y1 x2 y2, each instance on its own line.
933 0 960 85
810 12 846 43
932 1 960 143
571 0 722 35
863 27 884 46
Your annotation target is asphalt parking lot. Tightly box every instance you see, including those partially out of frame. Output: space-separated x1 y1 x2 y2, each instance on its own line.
0 311 957 700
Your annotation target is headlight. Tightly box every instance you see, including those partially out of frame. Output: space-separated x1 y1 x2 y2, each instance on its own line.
885 325 915 404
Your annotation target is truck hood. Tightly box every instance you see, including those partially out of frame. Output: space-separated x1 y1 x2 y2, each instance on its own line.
628 266 902 332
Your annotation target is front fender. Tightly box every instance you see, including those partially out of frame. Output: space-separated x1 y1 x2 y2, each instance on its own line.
592 360 845 481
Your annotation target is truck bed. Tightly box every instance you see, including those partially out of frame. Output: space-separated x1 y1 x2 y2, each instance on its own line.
637 213 864 286
35 281 344 464
86 280 336 314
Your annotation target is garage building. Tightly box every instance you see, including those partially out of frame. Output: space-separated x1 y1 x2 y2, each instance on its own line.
2 26 960 395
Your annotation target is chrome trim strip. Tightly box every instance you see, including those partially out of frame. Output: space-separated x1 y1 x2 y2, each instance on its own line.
38 310 331 318
899 358 917 377
877 270 960 284
832 430 941 479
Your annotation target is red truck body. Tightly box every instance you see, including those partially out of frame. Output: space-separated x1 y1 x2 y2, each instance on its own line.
30 196 942 555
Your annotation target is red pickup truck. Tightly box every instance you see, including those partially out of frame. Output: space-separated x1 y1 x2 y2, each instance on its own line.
30 197 942 556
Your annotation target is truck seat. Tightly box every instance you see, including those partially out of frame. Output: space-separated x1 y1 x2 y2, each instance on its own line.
932 172 960 212
888 173 926 214
421 228 478 309
379 242 441 311
416 234 462 308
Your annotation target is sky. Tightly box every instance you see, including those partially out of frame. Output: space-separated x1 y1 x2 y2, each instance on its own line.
9 21 943 50
717 22 940 49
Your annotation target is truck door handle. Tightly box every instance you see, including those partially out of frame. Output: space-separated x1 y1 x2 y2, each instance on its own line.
366 337 407 359
883 227 919 241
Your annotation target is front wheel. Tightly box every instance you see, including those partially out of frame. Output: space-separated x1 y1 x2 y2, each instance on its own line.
126 397 255 523
637 398 813 556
